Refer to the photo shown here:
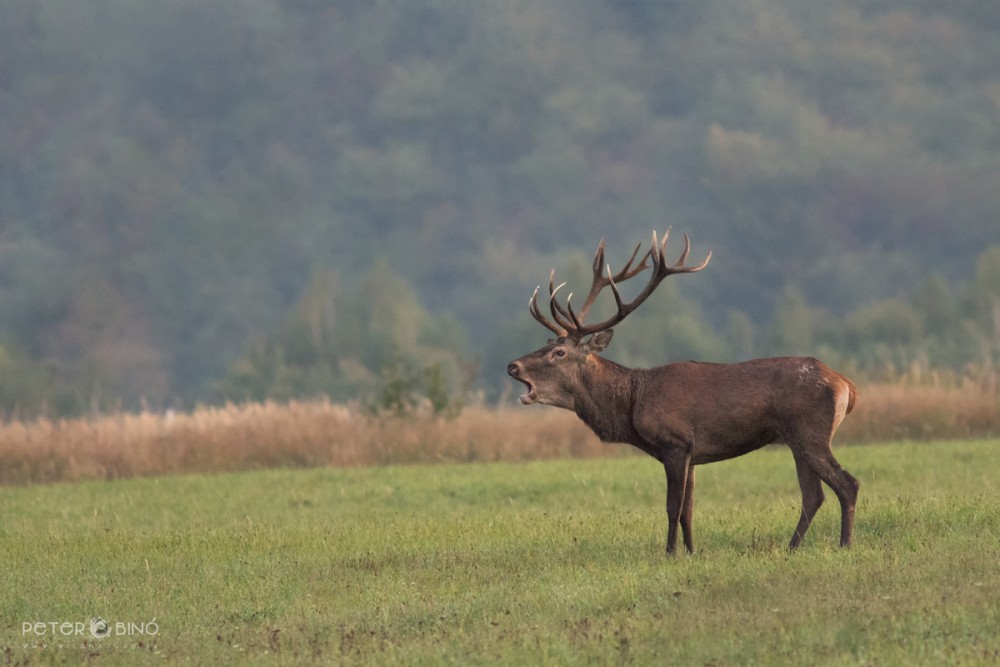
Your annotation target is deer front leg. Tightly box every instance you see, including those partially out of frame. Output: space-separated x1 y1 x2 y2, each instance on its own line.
680 464 696 553
663 453 693 555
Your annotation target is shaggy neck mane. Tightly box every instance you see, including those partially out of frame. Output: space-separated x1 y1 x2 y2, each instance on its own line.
574 356 639 444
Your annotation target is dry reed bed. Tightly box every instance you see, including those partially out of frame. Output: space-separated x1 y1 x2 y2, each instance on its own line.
839 381 998 442
0 383 996 485
0 402 613 485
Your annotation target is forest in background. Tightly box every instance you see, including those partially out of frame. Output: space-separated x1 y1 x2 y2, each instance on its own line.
1 0 999 416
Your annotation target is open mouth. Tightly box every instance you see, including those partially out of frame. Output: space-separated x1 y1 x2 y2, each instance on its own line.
518 380 537 405
507 363 537 404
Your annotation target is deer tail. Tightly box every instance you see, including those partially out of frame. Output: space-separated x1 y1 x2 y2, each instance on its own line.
845 378 858 414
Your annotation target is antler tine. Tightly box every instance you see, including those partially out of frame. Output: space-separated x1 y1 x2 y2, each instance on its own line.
573 240 650 324
663 232 712 275
529 285 567 337
591 239 606 276
604 263 627 310
546 267 577 331
564 292 584 330
607 241 647 282
547 267 576 324
673 232 691 268
547 281 576 332
650 228 669 269
649 229 711 276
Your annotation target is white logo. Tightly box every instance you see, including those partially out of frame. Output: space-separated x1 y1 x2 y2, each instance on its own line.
89 618 111 639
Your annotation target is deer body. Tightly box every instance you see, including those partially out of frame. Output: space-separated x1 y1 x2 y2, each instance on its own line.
572 355 853 461
508 232 860 554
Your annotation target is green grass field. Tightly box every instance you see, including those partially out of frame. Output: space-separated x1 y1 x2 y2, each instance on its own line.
2 440 998 665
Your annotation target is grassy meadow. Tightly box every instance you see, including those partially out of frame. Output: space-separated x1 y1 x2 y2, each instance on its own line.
2 439 998 665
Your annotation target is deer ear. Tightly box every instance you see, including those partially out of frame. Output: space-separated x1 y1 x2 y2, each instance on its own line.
583 329 613 353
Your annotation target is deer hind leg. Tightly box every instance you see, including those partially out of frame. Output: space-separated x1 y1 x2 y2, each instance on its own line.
799 449 860 548
789 453 825 550
823 457 860 547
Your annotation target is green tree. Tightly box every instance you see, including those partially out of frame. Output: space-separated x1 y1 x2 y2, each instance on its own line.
768 287 819 356
974 245 1000 345
912 273 959 339
220 262 471 413
0 343 55 417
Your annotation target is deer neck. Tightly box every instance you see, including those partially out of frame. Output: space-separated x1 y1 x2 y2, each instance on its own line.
574 356 640 444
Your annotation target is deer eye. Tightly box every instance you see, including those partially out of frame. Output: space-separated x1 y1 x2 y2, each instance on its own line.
553 348 567 358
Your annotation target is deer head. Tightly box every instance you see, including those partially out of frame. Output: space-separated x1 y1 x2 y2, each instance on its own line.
508 230 710 407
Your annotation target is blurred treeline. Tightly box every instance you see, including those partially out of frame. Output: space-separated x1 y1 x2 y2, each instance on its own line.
1 0 999 416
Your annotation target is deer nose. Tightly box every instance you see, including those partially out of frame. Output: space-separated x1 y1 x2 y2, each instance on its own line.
507 362 520 378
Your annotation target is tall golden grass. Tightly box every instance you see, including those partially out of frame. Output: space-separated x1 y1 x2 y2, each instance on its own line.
0 381 996 485
838 378 999 442
0 402 616 485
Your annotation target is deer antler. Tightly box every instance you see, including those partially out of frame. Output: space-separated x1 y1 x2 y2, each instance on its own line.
528 230 711 340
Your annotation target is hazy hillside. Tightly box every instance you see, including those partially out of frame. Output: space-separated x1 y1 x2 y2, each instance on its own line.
1 0 998 413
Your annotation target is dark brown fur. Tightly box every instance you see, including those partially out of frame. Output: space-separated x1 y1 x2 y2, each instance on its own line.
508 333 859 553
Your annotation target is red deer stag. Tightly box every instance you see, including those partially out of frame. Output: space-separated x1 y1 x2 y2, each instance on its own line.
506 231 859 554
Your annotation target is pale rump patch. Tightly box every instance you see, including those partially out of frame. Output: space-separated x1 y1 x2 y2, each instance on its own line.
831 382 851 433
